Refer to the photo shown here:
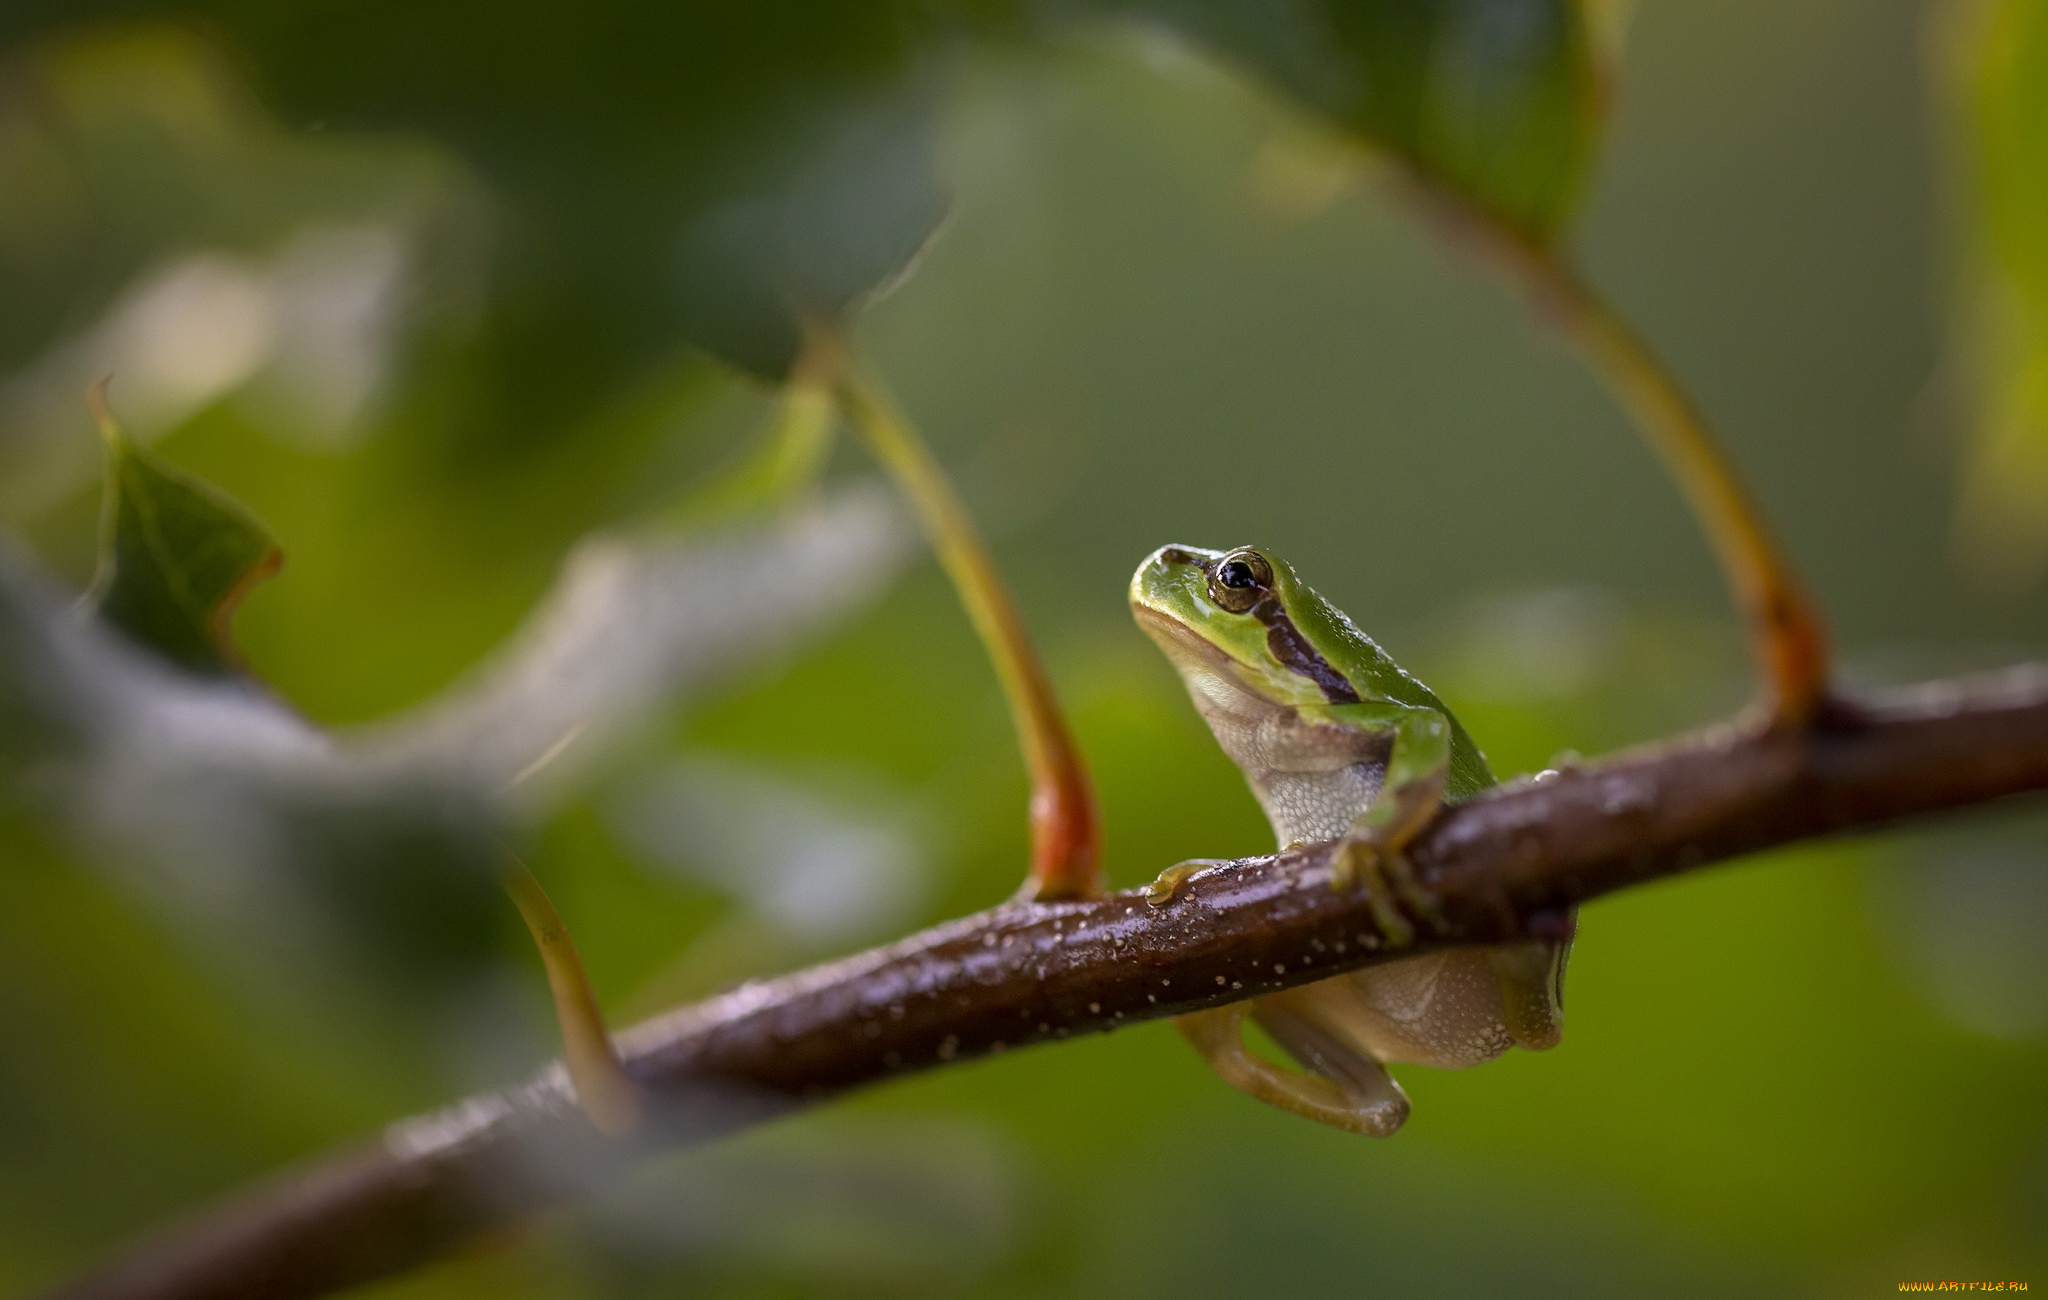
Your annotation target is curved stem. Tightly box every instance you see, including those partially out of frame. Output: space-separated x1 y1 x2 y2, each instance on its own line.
669 363 838 529
499 855 641 1135
1485 228 1832 725
812 327 1103 900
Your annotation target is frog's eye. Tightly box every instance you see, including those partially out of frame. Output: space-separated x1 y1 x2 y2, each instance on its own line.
1208 550 1273 612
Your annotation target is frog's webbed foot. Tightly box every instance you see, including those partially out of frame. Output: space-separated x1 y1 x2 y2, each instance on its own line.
1486 934 1572 1051
1378 847 1448 938
1176 998 1410 1138
1330 838 1415 948
1332 833 1446 948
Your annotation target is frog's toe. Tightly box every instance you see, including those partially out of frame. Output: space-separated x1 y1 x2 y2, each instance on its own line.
1327 843 1357 893
1333 839 1416 948
1144 861 1203 908
1382 849 1446 933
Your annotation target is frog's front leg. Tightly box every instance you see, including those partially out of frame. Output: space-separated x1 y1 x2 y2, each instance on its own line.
1177 995 1409 1137
1325 703 1451 944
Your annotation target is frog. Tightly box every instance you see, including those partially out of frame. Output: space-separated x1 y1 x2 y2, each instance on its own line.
1130 543 1570 1136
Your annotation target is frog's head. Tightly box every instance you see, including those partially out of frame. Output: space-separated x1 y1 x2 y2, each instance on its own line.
1129 544 1357 709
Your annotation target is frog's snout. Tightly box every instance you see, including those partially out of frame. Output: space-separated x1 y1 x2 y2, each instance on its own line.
1152 544 1218 572
1131 544 1218 598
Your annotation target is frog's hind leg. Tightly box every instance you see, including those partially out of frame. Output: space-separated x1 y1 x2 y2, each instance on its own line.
1486 933 1572 1051
1176 999 1409 1138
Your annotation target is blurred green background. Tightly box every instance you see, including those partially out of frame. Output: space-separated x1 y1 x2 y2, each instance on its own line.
3 0 2046 1295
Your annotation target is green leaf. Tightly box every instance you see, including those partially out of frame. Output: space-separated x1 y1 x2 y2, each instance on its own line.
3 0 1606 456
1102 0 1611 238
113 0 947 384
87 389 281 675
0 484 909 1017
1957 0 2048 588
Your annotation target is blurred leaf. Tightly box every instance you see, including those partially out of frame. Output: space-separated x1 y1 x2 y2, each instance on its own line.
0 543 503 1008
0 31 472 522
665 79 948 377
1875 806 2048 1042
4 0 1607 440
609 754 929 948
1 1 954 395
569 1116 1019 1293
0 544 105 779
0 28 457 379
359 485 911 805
1957 0 2048 588
0 471 912 1008
1100 0 1610 238
86 393 279 675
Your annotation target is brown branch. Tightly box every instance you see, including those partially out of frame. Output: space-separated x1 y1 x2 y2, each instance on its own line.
48 668 2048 1300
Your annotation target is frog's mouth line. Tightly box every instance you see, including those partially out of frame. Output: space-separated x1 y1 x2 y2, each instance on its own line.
1130 601 1226 665
1132 601 1321 707
1133 597 1358 708
1132 600 1298 728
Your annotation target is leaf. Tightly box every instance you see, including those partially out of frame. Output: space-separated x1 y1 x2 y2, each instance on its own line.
1956 0 2048 589
0 481 911 1029
359 485 911 806
86 387 281 675
0 542 509 1007
91 0 947 385
1098 0 1611 238
667 76 949 377
6 0 1605 427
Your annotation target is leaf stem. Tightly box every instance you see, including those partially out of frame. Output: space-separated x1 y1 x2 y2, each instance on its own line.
813 326 1103 900
1477 224 1832 725
669 365 838 529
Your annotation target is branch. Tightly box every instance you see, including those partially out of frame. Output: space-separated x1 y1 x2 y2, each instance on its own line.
49 668 2048 1300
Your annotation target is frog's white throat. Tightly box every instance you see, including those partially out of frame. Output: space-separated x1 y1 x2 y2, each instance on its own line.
1137 606 1390 846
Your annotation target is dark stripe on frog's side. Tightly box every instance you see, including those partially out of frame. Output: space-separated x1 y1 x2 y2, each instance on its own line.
1249 597 1361 705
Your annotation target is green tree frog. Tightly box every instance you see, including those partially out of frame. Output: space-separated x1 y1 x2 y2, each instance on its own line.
1131 544 1569 1136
